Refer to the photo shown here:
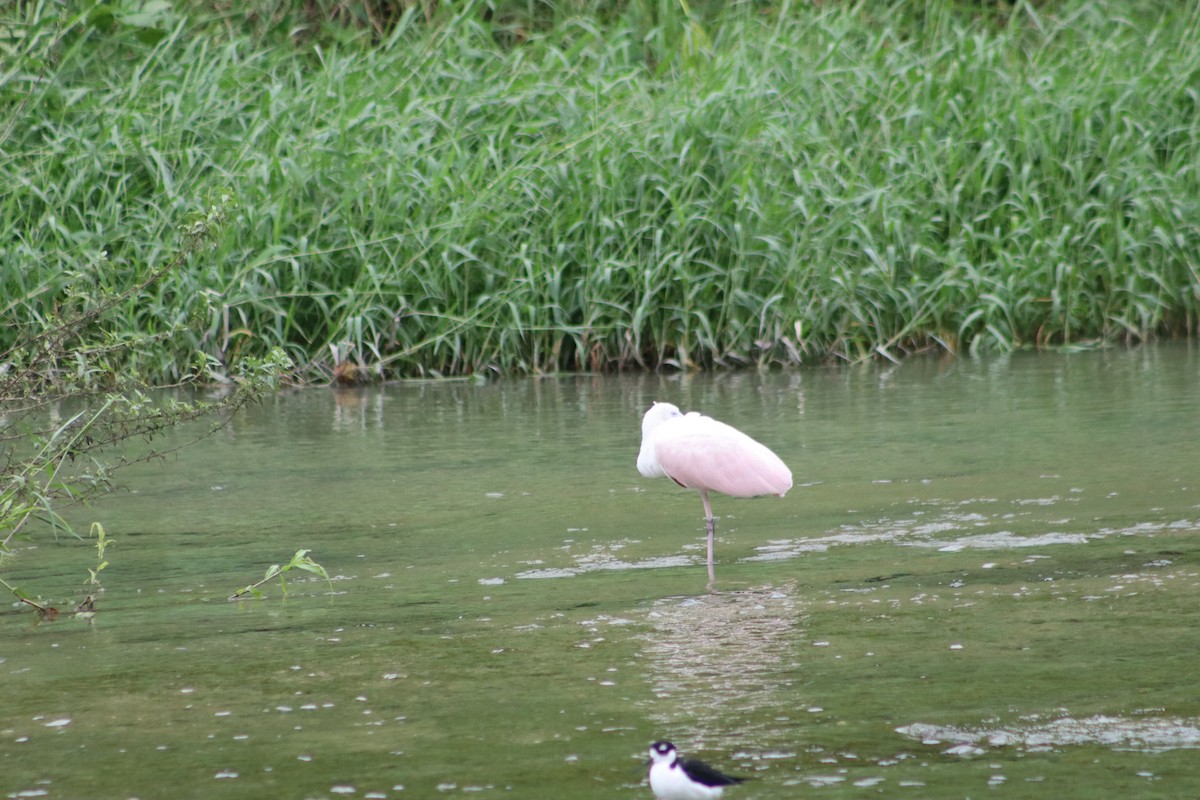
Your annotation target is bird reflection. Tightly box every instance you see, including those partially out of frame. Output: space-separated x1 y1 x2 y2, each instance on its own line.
639 583 805 746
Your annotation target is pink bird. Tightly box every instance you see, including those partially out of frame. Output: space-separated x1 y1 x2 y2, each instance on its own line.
637 402 792 582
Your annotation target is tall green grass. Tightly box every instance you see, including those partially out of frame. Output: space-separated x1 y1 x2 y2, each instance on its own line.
3 1 1199 380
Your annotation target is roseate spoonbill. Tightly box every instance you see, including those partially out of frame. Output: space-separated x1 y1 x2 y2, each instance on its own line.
637 402 792 582
647 740 746 800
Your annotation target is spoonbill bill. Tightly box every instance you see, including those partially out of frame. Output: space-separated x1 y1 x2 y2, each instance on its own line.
637 402 792 581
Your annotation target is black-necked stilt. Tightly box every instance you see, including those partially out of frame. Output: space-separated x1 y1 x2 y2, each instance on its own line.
647 740 747 800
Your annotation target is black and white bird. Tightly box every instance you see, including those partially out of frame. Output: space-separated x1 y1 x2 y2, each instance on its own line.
647 740 747 800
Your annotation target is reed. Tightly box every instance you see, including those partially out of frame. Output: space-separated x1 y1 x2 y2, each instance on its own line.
3 1 1198 380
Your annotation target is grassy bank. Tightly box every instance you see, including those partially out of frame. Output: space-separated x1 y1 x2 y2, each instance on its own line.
3 1 1199 381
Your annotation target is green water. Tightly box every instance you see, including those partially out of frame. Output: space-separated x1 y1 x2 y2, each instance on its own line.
3 347 1200 799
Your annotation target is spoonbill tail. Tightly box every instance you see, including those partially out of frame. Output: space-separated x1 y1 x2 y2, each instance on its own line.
637 402 792 582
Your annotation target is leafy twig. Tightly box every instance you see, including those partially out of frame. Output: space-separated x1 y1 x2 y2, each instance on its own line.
229 549 332 601
0 574 59 621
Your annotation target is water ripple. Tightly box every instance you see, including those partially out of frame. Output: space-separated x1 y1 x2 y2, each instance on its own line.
898 714 1200 753
637 584 807 746
747 508 1200 562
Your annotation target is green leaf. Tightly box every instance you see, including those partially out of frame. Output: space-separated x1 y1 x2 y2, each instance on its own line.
133 27 167 45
